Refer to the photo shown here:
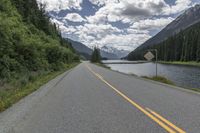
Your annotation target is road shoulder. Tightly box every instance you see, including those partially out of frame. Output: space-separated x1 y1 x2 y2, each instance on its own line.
93 63 200 96
0 65 77 133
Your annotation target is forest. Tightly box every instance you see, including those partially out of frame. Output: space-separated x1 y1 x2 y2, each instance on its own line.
0 0 80 111
0 0 79 85
127 21 200 62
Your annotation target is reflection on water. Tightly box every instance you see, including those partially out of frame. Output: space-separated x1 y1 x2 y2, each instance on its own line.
105 61 200 89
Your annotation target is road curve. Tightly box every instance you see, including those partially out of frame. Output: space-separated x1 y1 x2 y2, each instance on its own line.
0 62 200 133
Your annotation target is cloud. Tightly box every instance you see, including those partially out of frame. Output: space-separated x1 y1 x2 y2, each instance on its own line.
57 21 151 51
75 23 122 40
64 13 86 22
37 0 83 11
98 33 151 50
86 1 123 24
122 5 152 18
86 0 174 24
163 0 192 15
88 0 119 6
121 0 167 18
88 0 106 6
44 0 196 51
131 17 174 30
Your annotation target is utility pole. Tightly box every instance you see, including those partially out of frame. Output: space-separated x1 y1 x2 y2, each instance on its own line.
155 49 158 77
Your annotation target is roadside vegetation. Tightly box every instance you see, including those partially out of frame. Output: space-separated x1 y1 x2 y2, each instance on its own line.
141 76 200 92
141 76 174 85
95 63 110 69
0 0 79 111
191 88 200 92
159 61 200 67
90 47 101 63
0 63 79 112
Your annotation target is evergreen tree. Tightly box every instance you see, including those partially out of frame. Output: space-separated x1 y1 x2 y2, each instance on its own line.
196 36 200 62
127 21 200 62
0 0 79 81
90 47 101 63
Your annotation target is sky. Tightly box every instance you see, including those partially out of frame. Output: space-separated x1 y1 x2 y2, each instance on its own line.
38 0 200 51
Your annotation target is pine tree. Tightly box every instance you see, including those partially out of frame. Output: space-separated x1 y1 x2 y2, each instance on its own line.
196 35 200 62
90 47 101 63
127 21 200 62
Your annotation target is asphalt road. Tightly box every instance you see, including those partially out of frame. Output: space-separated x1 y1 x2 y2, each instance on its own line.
0 62 200 133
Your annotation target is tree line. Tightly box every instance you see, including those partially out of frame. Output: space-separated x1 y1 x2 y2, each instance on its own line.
127 21 200 62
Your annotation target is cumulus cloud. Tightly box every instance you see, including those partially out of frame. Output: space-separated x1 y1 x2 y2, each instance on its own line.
37 0 83 11
44 0 195 51
88 0 119 6
64 13 86 22
98 34 151 50
163 0 192 15
87 0 193 24
131 17 174 30
75 23 122 40
121 0 167 18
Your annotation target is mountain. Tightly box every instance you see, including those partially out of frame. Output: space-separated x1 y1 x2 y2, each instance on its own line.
127 18 200 61
67 39 118 60
66 39 93 60
133 4 200 52
101 46 129 58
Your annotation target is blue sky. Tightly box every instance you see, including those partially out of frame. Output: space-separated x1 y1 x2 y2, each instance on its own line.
38 0 200 51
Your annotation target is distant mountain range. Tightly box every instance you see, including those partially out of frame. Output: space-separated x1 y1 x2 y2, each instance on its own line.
67 39 119 60
101 46 129 58
130 4 200 52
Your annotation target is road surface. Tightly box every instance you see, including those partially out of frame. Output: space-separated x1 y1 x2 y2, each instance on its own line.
0 62 200 133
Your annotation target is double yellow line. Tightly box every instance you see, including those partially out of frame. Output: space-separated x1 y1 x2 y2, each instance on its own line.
86 65 186 133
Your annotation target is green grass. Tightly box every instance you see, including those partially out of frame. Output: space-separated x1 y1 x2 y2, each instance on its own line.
142 76 174 85
95 63 110 69
191 88 200 92
0 63 79 112
159 61 200 67
140 76 200 93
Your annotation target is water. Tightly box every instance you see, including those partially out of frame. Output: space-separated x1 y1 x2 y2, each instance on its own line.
104 60 200 89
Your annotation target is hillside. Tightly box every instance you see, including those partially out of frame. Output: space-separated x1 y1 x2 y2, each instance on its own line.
0 0 78 86
127 21 200 61
130 4 200 52
67 39 118 60
66 39 93 60
127 4 200 61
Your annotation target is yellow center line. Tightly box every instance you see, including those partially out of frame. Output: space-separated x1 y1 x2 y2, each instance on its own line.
85 64 186 133
146 108 186 133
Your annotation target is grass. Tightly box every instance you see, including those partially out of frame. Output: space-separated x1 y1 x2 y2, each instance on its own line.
95 62 111 69
191 88 200 92
142 76 174 85
159 61 200 67
0 63 79 112
142 77 200 93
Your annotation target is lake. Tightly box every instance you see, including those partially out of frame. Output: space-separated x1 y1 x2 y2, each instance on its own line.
103 60 200 89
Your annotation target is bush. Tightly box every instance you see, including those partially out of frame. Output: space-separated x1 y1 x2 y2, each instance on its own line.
0 55 22 79
142 76 174 85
